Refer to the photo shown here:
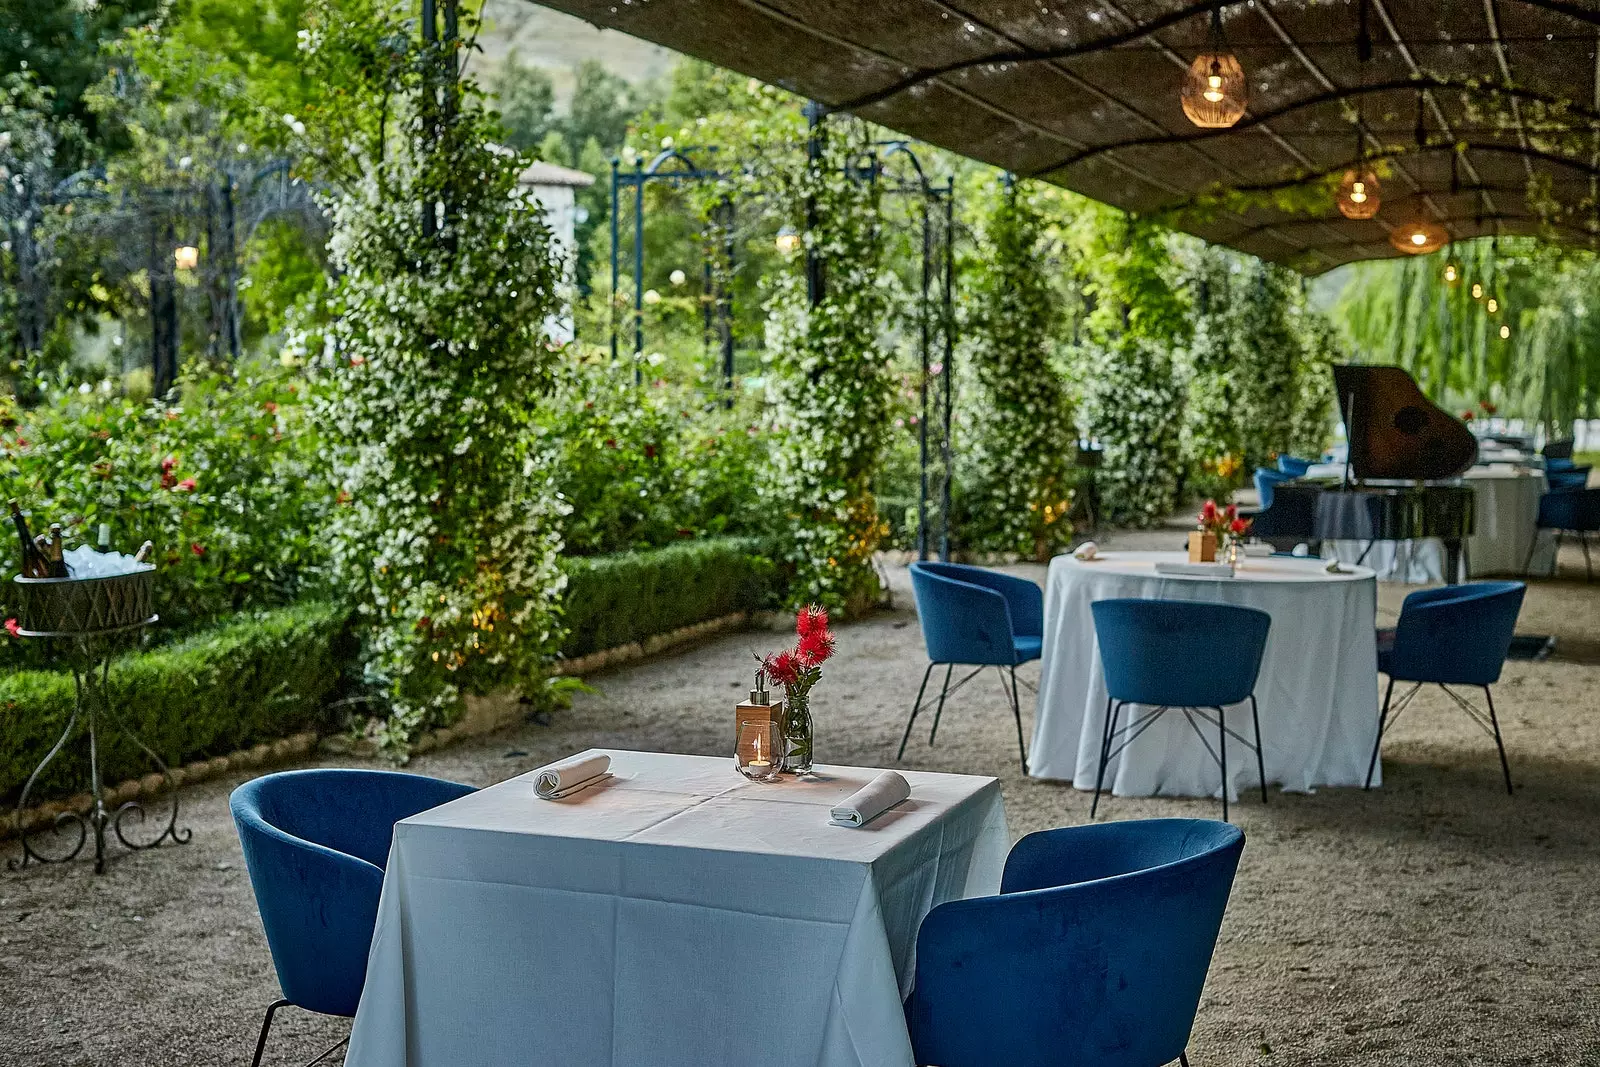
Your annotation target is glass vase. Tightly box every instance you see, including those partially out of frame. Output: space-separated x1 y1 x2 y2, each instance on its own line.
781 691 814 775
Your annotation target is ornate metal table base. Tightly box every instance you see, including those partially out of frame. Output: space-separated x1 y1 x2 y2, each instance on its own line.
9 628 191 875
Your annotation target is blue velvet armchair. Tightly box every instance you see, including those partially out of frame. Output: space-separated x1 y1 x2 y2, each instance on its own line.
232 769 475 1067
901 561 1042 769
1368 581 1526 794
1090 599 1272 821
1525 486 1599 581
905 818 1245 1067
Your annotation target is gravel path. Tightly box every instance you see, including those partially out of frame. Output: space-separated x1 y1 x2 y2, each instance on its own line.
5 531 1599 1066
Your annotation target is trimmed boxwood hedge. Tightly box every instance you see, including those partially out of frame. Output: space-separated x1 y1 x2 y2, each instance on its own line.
560 537 781 660
1 540 783 803
0 601 350 804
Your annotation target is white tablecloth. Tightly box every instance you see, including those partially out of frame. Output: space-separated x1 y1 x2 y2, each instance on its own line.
345 750 1008 1067
1315 467 1554 582
1030 552 1381 796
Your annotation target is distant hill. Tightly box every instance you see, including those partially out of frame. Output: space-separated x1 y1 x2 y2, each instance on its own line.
472 1 677 103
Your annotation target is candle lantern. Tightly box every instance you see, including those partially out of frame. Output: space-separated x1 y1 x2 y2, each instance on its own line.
736 719 783 782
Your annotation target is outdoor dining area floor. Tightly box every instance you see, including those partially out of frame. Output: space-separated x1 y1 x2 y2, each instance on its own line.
5 530 1600 1066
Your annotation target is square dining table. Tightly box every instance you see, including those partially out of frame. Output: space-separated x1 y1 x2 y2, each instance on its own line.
343 749 1008 1067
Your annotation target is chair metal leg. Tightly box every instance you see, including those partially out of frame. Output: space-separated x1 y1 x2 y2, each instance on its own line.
1180 1054 1191 1067
1091 698 1120 819
897 662 936 761
1484 686 1514 796
251 999 291 1067
1008 665 1028 772
1365 677 1395 790
928 664 953 747
1523 531 1539 577
1215 706 1229 823
1250 696 1268 805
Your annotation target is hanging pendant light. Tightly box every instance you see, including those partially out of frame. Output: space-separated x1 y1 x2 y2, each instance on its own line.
1337 167 1382 219
1182 10 1246 128
1389 202 1448 255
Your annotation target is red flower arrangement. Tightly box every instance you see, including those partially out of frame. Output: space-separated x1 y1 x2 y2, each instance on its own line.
758 605 836 772
1198 499 1251 545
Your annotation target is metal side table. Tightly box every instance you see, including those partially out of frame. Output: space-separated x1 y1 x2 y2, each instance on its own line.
8 567 191 874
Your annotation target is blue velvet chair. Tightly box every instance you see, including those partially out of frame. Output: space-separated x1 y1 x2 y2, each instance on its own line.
1275 454 1314 477
901 561 1042 769
1253 466 1295 511
905 818 1245 1067
232 769 476 1067
1524 486 1600 581
1368 581 1526 794
1547 467 1591 491
1090 599 1272 821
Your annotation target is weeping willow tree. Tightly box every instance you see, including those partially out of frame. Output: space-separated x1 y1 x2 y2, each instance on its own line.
1333 237 1600 432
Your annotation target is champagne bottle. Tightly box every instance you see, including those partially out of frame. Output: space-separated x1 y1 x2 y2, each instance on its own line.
9 500 51 579
134 540 154 564
47 523 68 578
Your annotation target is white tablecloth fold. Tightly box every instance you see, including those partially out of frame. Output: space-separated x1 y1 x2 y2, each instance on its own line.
345 750 1008 1067
1030 553 1381 797
534 752 612 799
830 771 911 827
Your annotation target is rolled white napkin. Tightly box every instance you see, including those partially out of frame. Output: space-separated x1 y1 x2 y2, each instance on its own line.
1073 540 1099 561
534 753 611 800
830 771 911 828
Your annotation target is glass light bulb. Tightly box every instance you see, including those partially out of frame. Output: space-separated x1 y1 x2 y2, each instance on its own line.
1487 298 1498 313
1500 325 1510 339
1472 283 1484 299
1411 231 1427 246
1444 264 1457 282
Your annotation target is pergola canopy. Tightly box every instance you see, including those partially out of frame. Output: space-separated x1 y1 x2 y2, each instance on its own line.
530 0 1600 272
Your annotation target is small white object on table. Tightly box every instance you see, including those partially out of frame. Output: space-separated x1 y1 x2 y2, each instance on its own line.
1030 551 1381 797
345 750 1008 1067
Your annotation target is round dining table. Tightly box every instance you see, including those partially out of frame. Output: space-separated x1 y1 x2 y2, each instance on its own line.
1029 551 1382 798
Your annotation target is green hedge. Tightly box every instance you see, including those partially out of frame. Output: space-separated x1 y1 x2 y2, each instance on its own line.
0 601 350 803
560 538 781 660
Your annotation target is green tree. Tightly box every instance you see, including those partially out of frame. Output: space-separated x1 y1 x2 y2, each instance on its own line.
492 51 556 153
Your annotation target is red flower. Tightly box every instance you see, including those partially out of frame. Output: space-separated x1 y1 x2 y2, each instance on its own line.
797 628 835 666
262 401 279 414
1224 503 1238 521
604 438 617 449
796 604 830 639
1200 499 1218 523
1230 517 1250 536
644 443 658 460
161 455 178 472
190 542 205 557
175 477 196 492
763 649 803 687
1480 400 1498 415
4 618 19 638
1461 410 1476 421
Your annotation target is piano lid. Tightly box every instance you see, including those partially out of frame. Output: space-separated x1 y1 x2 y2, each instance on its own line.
1333 365 1478 483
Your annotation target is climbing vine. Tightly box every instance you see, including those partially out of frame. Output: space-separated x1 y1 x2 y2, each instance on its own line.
291 1 569 755
959 179 1074 558
758 115 895 614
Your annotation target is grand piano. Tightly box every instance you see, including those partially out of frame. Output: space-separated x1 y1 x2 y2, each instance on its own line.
1253 365 1478 583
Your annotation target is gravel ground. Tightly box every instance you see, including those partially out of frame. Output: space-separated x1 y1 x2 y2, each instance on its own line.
4 528 1599 1066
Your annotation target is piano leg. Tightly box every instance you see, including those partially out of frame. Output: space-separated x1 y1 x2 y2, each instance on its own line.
1443 538 1464 585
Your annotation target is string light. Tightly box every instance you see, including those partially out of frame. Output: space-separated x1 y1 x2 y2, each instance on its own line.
1471 282 1484 300
1499 324 1511 339
1486 297 1499 314
1443 262 1459 284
